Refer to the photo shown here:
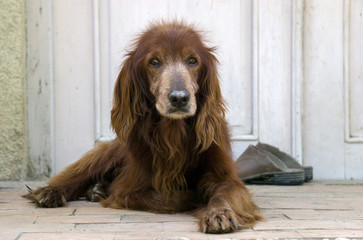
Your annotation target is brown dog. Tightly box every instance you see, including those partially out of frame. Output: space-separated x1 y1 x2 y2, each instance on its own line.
24 21 262 234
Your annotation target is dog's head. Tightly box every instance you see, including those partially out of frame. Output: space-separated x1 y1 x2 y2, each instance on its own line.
112 21 226 149
140 23 204 119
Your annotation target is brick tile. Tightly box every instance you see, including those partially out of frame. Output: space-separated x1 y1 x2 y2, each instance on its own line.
0 223 74 233
163 221 199 232
74 222 164 232
114 232 210 240
337 220 363 230
298 229 363 238
0 201 36 210
122 213 196 223
253 198 274 209
260 209 291 220
159 232 209 240
0 207 75 216
317 210 363 220
75 206 152 215
207 230 303 239
254 219 343 230
0 191 25 200
113 232 166 240
35 214 121 224
0 215 37 224
114 232 217 240
283 209 363 220
255 191 338 199
0 232 19 240
268 199 353 210
247 185 287 194
348 200 363 210
19 233 115 240
277 209 321 220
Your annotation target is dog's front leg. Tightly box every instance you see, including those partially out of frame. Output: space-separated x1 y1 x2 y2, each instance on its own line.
195 178 262 233
194 145 263 233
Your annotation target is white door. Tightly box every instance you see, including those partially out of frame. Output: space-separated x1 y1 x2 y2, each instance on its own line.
27 0 363 179
302 0 363 179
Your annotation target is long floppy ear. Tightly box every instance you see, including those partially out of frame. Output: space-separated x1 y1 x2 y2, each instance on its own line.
111 54 145 144
195 49 228 152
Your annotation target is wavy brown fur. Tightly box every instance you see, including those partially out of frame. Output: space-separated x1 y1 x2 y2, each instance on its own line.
23 21 262 233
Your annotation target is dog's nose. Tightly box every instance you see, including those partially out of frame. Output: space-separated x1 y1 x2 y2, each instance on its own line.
168 90 190 108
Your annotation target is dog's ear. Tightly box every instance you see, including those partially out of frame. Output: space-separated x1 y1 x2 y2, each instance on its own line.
195 49 228 152
111 53 145 144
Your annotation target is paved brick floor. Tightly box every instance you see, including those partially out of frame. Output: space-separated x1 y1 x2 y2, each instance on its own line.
1 180 363 240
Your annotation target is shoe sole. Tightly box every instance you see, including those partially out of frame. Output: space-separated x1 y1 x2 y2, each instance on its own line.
243 169 305 185
303 166 313 182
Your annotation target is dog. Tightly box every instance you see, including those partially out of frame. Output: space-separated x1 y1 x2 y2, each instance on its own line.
24 21 262 234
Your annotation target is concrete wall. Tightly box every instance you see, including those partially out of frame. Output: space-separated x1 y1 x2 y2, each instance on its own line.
0 0 28 180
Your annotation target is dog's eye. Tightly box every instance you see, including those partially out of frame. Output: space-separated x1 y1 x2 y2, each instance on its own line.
149 58 161 67
187 57 197 66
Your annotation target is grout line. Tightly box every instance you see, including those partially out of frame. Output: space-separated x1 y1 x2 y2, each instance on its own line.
14 232 23 240
70 209 77 216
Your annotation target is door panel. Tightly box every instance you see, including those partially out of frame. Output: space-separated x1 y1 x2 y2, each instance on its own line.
303 0 346 179
26 0 363 179
344 0 363 179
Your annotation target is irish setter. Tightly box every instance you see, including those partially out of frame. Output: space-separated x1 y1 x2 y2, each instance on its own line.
24 21 262 233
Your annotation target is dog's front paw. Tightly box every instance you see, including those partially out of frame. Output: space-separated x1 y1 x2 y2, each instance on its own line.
23 186 66 208
199 207 239 234
85 182 108 202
